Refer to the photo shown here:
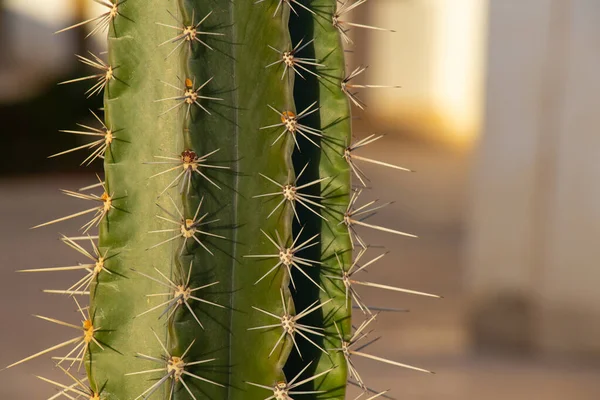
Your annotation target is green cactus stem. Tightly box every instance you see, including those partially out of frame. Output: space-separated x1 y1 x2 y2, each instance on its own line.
7 1 440 399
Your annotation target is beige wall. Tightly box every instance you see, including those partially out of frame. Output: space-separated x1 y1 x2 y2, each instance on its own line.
467 0 600 354
365 0 487 144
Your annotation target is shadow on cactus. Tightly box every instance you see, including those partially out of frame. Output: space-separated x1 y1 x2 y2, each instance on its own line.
7 0 440 399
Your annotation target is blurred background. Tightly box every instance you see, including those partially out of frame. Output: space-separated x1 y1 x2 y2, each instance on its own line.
1 0 600 398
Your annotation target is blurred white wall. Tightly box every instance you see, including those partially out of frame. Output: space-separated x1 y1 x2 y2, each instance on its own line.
364 0 487 145
0 0 106 102
467 0 600 355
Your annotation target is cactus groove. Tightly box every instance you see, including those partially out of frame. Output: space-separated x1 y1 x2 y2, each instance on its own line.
7 0 439 399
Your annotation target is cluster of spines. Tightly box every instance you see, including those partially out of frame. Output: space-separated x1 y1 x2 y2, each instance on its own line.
6 1 438 399
6 3 126 399
246 1 440 399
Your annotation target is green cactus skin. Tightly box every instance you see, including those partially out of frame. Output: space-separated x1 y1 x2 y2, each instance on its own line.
94 1 299 398
6 0 437 399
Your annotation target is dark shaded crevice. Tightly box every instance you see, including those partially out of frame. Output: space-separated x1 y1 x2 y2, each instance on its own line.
286 7 327 391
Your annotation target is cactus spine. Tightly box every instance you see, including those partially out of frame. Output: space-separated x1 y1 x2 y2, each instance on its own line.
8 1 439 399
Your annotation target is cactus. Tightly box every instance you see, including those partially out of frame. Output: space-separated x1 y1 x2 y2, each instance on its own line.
8 1 440 399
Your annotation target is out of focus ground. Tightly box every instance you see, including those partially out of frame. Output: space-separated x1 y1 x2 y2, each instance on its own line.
1 136 599 399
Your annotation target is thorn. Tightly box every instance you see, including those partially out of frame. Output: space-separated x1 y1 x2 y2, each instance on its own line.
341 66 400 109
132 260 223 328
37 365 101 400
266 39 325 80
157 10 224 58
342 189 416 249
154 77 223 118
31 178 114 233
334 315 433 388
126 331 223 399
333 0 396 44
244 228 324 292
255 0 316 17
344 134 412 187
246 361 334 398
330 248 439 315
148 195 225 256
58 52 116 97
19 235 110 296
249 289 331 357
5 298 102 372
55 0 123 38
146 148 228 196
260 102 322 150
349 380 395 400
254 163 329 223
49 109 115 166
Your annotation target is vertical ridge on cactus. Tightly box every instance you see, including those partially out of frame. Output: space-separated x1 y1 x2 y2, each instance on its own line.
7 0 440 399
284 3 353 397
